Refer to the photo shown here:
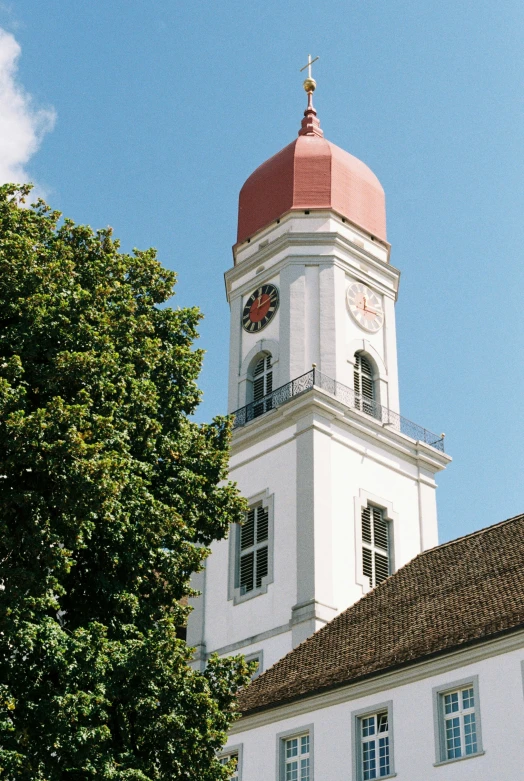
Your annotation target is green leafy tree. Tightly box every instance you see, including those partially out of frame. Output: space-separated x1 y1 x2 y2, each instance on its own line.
0 184 250 779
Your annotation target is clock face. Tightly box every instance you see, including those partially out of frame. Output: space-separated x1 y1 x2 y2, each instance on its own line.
242 284 280 333
346 282 384 333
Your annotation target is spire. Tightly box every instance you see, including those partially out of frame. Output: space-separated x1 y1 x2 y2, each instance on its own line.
298 54 323 137
298 89 324 137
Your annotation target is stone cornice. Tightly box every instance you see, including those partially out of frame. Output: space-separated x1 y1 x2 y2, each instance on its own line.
232 208 391 259
225 217 399 301
230 388 451 476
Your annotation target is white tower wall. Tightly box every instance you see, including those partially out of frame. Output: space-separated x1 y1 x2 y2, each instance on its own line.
187 209 450 671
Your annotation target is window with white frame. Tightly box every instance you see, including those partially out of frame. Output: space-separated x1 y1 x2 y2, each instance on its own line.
354 352 376 416
433 677 483 764
252 354 273 417
353 704 394 781
219 751 239 780
361 505 390 587
283 733 310 781
228 493 274 604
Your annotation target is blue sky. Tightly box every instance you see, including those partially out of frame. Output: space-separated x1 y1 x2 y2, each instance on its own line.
1 1 523 543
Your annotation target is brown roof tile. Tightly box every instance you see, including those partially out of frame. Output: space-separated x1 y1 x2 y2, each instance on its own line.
238 514 524 715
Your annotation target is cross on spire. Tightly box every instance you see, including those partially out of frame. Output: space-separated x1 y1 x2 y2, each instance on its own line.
298 54 323 138
300 54 319 100
300 54 319 81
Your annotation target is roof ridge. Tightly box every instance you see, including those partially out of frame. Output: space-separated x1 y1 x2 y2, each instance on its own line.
417 512 524 557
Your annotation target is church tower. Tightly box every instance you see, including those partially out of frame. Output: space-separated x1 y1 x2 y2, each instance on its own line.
187 71 451 673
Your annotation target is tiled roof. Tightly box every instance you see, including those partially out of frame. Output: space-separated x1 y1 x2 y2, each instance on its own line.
238 514 524 715
236 122 386 246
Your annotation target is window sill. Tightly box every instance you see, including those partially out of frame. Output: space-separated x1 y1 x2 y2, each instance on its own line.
232 582 271 605
433 750 485 767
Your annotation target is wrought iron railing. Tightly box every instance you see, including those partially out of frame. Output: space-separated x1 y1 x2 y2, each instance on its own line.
231 368 445 452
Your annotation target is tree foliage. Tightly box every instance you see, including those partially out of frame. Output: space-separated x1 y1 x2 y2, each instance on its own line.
0 185 250 779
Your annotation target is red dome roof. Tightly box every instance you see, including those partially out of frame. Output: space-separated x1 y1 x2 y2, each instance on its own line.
237 102 386 245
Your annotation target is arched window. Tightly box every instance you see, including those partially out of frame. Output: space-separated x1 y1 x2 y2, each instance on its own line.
354 352 376 416
252 354 273 417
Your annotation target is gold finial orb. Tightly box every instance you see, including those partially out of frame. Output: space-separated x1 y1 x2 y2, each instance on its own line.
303 77 316 93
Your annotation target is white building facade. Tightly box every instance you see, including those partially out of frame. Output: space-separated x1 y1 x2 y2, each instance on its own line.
228 632 524 781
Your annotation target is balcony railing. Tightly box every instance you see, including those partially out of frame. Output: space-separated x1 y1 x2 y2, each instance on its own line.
231 368 445 452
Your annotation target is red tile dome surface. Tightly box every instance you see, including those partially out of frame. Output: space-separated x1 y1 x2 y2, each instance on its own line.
237 104 386 245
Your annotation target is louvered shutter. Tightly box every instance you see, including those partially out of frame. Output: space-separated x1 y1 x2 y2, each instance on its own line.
265 359 273 411
353 353 362 406
362 547 373 581
240 551 254 593
373 507 388 550
239 508 256 592
253 375 265 400
361 505 372 544
255 505 269 585
253 354 273 417
238 504 270 595
254 357 265 376
256 506 269 542
253 358 265 416
354 352 375 416
361 504 390 587
374 552 389 584
241 509 255 549
373 506 389 584
256 547 268 587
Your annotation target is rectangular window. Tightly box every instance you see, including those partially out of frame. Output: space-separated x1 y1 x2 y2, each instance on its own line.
283 733 310 781
239 504 269 594
218 746 242 780
433 677 483 765
443 687 477 758
360 712 390 779
353 703 394 781
219 753 238 780
229 492 274 604
361 505 390 587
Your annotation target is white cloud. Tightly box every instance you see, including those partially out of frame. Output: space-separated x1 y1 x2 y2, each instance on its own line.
0 28 56 189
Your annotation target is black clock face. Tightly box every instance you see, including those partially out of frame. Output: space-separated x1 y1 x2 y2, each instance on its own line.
242 284 279 333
